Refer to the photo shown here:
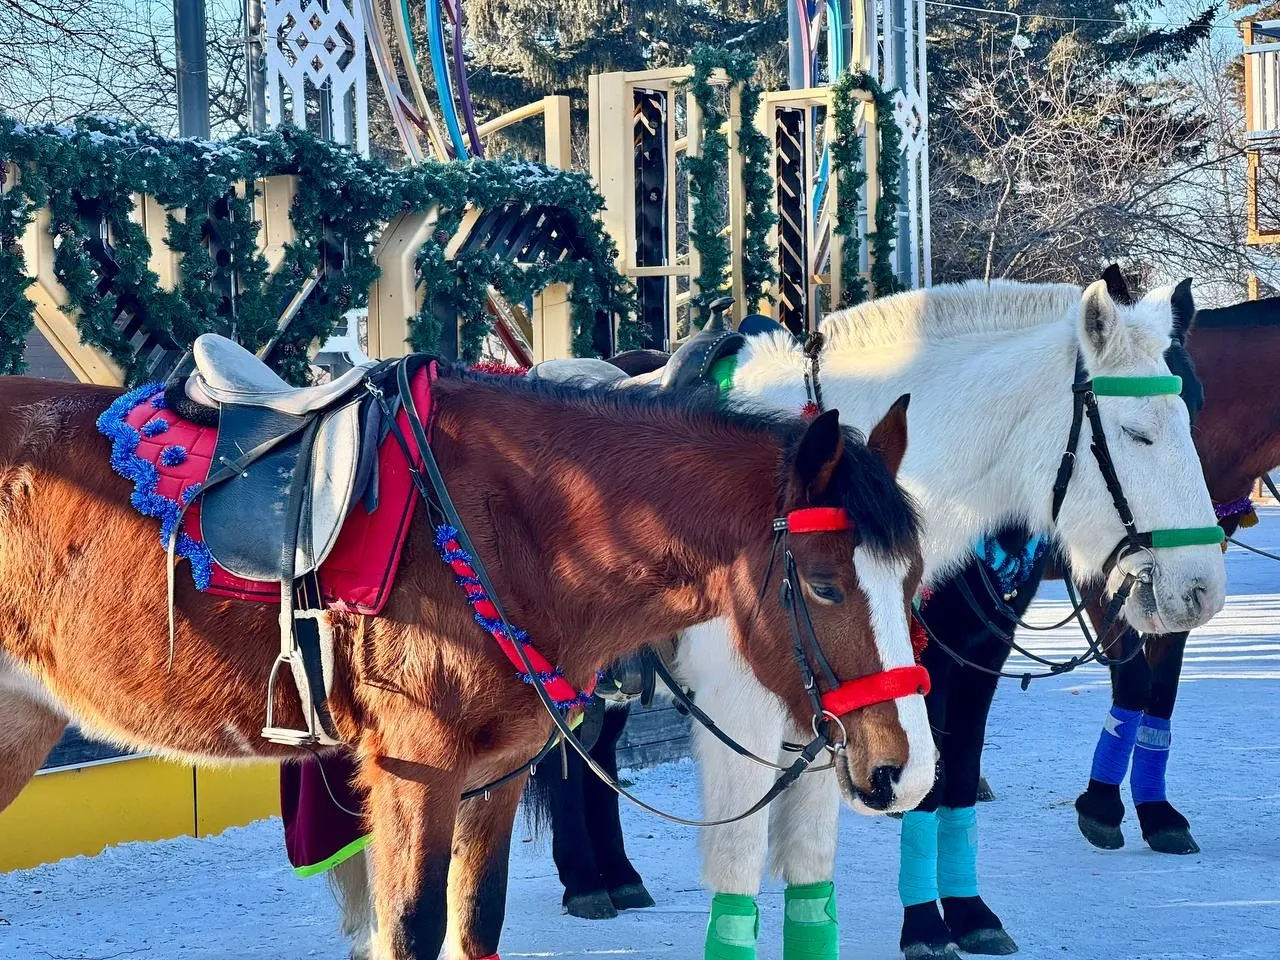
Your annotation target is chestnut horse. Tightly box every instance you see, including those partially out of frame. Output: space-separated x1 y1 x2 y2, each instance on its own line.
0 365 927 960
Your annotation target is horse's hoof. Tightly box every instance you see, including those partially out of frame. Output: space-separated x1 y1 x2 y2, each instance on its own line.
888 809 905 820
609 881 655 910
1075 781 1124 849
564 890 619 920
976 775 995 803
902 902 959 960
903 944 961 960
1137 801 1200 855
1144 828 1200 855
1076 811 1125 850
955 928 1019 955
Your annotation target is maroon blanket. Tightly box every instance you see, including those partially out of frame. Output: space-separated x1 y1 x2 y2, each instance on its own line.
281 752 369 876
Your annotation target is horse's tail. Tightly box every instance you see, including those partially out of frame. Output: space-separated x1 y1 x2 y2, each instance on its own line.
521 755 558 840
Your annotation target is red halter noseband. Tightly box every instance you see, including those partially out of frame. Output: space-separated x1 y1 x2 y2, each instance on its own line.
778 507 930 723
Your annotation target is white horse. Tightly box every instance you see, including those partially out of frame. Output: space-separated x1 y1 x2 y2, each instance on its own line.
330 278 1225 960
680 278 1225 960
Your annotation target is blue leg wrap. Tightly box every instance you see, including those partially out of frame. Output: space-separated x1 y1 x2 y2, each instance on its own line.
1089 705 1142 785
1130 715 1171 804
899 810 938 907
937 806 979 899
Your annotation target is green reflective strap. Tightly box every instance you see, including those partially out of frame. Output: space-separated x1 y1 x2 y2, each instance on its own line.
784 881 838 960
1149 527 1225 549
1090 375 1182 397
706 893 760 960
711 355 738 399
292 833 370 879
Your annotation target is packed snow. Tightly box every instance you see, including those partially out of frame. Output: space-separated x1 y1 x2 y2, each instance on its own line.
2 510 1278 960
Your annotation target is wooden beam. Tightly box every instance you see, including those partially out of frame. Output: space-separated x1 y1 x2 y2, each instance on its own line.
367 209 440 358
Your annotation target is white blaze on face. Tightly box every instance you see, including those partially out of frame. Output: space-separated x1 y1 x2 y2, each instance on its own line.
852 551 936 811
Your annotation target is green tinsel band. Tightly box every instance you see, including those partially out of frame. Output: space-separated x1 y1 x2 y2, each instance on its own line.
685 46 778 321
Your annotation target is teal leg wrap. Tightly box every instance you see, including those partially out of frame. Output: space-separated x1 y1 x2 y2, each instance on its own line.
705 893 759 960
783 881 838 960
937 806 979 899
899 809 939 907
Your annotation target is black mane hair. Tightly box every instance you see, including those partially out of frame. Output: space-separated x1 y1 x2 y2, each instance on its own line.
444 362 920 563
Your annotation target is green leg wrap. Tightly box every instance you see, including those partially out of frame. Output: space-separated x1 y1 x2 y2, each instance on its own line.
783 881 838 960
705 893 759 960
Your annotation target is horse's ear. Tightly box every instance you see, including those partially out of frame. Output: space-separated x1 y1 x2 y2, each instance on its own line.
1101 263 1134 306
1080 280 1120 358
867 394 910 478
794 409 845 498
1170 277 1196 344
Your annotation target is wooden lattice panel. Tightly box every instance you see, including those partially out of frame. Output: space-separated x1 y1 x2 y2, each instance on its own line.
265 0 369 154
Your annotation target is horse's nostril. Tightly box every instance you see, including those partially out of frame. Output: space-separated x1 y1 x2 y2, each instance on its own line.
869 764 901 801
1184 579 1209 616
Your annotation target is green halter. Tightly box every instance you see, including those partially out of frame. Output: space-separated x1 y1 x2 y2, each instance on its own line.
1056 360 1224 578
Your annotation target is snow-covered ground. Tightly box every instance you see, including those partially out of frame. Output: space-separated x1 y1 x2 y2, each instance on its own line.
3 511 1279 960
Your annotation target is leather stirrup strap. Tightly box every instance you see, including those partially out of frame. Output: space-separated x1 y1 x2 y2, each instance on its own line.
166 416 315 670
276 421 341 745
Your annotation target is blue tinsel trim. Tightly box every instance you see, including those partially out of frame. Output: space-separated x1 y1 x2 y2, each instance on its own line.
141 417 169 437
96 383 213 591
977 533 1046 597
433 523 589 708
159 444 188 467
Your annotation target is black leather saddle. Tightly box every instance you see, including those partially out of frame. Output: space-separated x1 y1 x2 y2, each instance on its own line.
178 335 398 747
660 296 746 392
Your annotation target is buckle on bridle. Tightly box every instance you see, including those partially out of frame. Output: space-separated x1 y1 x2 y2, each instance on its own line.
813 709 848 750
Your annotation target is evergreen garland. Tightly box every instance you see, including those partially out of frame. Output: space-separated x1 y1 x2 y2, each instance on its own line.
830 71 904 307
0 115 636 381
734 59 779 313
684 47 776 318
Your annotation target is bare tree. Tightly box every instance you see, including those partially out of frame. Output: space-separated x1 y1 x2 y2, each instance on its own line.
930 24 1278 303
0 0 247 135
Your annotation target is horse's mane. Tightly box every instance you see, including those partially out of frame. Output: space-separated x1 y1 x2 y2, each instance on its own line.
439 364 920 562
820 280 1084 350
1195 296 1280 328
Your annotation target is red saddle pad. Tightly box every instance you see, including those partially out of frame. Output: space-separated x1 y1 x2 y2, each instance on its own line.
97 363 437 615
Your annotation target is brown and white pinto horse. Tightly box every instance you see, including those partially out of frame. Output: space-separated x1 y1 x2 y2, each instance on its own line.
0 366 927 960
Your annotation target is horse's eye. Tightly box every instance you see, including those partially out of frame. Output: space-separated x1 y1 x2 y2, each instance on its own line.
808 583 845 604
1121 426 1154 446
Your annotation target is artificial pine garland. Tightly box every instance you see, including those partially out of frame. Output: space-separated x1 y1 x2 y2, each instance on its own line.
684 47 777 318
0 115 637 381
830 71 904 307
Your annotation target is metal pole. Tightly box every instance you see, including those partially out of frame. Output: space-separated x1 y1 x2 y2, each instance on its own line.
839 0 853 68
788 0 806 89
890 0 912 281
175 0 211 138
245 0 268 132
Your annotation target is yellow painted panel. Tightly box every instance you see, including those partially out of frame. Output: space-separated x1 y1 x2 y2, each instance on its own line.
0 757 194 872
195 763 281 837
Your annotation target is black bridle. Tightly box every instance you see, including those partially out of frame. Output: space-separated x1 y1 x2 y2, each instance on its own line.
916 352 1224 686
